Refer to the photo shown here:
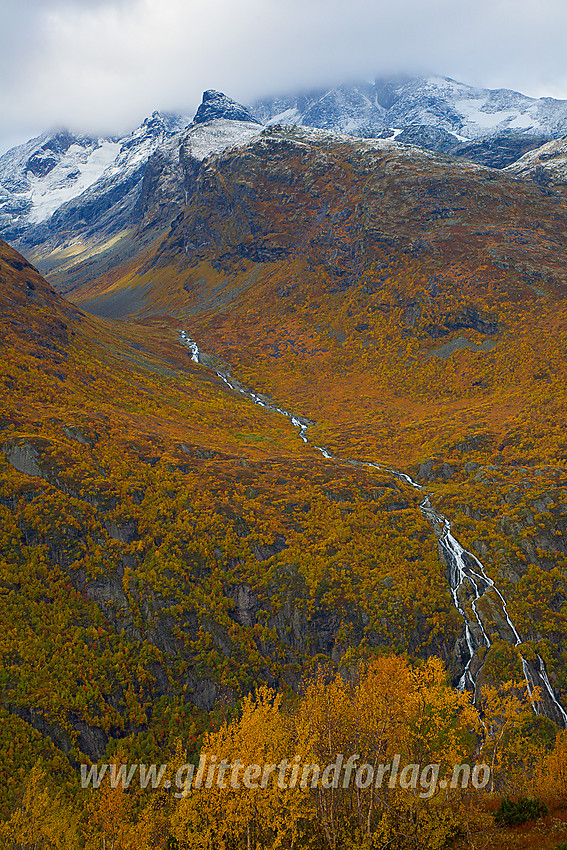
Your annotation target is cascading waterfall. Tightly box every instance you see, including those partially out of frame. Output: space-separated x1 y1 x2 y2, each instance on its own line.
403 479 567 726
179 331 201 363
179 333 567 727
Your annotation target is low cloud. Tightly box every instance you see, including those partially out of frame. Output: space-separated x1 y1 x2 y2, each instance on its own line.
2 0 567 154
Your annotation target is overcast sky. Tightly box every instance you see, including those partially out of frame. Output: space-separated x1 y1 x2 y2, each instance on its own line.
1 0 567 155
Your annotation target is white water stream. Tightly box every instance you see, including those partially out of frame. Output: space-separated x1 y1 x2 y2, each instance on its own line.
180 332 567 727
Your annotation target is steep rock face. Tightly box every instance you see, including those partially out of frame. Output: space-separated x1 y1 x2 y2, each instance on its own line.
133 118 263 235
452 131 552 169
24 130 88 179
249 88 327 126
11 117 264 295
11 120 264 298
32 112 189 244
395 125 460 155
193 90 261 125
297 82 386 134
3 74 567 262
0 130 119 242
394 127 553 169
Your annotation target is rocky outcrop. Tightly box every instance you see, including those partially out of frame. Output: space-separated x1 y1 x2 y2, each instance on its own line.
11 706 109 762
0 130 110 242
133 118 262 234
424 306 501 338
25 131 89 178
296 82 386 134
396 125 460 155
3 441 43 478
505 135 567 188
0 112 189 248
149 124 567 309
3 73 567 263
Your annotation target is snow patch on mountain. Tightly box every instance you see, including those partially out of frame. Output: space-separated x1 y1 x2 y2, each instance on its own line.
3 74 567 254
0 131 113 233
264 107 301 126
0 111 190 243
456 97 539 136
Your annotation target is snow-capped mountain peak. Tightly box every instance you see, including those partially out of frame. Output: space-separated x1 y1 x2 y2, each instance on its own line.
27 138 121 224
0 129 120 232
0 109 191 240
3 74 567 255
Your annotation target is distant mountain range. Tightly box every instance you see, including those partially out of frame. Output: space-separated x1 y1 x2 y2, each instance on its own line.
251 74 567 138
2 74 567 260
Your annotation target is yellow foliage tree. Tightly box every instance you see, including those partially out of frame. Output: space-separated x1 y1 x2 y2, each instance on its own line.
172 685 312 850
0 761 78 850
478 679 540 794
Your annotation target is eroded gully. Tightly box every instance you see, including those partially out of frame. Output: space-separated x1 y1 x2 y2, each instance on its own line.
180 332 567 727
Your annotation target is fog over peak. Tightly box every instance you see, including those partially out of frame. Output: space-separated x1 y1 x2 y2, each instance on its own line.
2 0 567 155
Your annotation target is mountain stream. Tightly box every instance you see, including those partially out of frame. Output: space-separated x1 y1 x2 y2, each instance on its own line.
180 332 567 727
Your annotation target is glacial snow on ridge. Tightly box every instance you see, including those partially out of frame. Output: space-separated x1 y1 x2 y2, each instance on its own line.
0 131 116 233
27 140 121 224
505 135 567 184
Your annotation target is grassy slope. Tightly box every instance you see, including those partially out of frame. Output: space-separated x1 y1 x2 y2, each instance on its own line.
64 129 567 468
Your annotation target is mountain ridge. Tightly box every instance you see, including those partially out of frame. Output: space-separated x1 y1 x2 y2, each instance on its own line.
4 73 567 268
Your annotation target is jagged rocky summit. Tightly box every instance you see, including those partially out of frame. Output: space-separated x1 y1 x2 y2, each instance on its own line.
250 74 567 167
505 134 567 187
0 110 190 244
0 91 264 253
193 90 261 125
